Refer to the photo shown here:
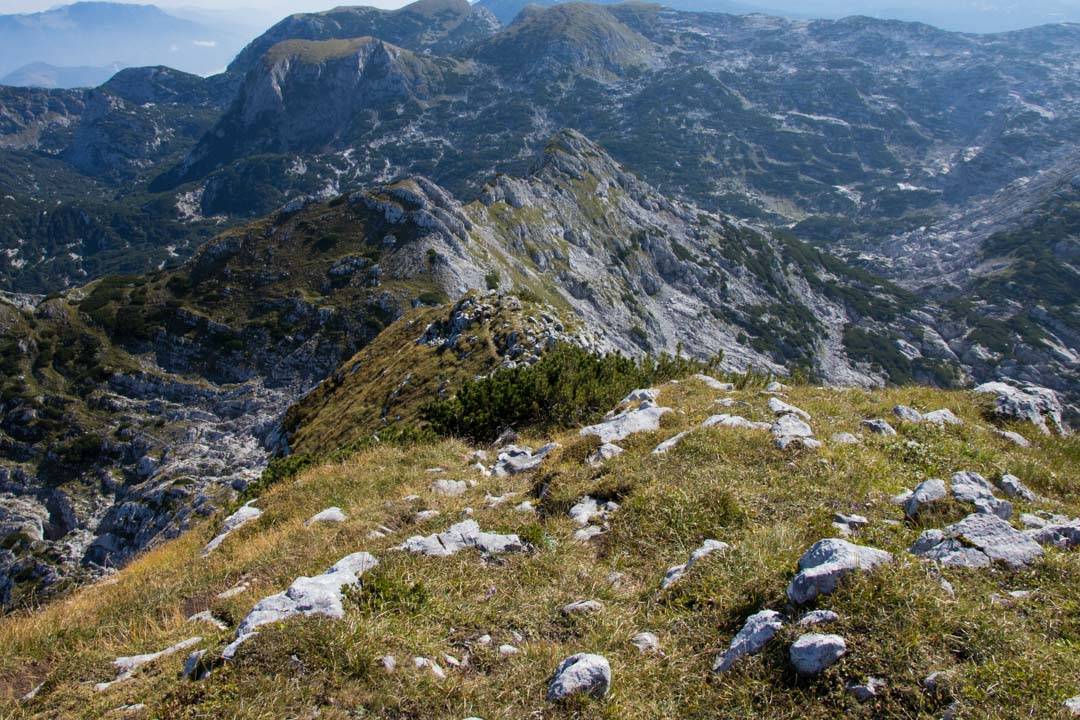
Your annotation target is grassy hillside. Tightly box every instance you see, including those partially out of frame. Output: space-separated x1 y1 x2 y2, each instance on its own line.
2 376 1077 718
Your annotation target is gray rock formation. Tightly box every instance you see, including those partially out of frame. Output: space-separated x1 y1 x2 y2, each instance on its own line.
398 520 524 557
95 636 203 692
546 653 611 702
912 513 1043 569
904 479 948 519
973 382 1068 435
305 507 347 525
790 633 847 675
201 503 263 556
223 552 378 659
580 401 672 444
787 539 893 605
713 609 785 672
661 539 729 589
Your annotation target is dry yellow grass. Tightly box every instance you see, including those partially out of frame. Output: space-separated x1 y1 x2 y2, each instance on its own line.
1 380 1078 719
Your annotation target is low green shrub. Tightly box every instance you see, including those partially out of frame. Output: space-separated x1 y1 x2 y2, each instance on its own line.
422 343 720 442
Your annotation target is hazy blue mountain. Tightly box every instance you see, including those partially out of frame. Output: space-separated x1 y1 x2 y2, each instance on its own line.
0 2 250 78
1 61 124 89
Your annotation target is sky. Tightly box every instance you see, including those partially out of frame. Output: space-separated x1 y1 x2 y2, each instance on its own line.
0 0 402 13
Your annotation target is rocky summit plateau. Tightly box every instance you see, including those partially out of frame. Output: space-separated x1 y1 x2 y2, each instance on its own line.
0 1 1077 719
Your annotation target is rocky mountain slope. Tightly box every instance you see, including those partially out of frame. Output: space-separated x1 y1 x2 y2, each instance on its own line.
0 129 984 611
1 368 1077 718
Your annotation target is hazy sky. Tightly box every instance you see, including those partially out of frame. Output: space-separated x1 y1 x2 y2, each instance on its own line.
0 1 404 13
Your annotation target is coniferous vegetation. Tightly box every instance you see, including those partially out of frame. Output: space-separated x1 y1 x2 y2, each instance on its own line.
423 343 721 442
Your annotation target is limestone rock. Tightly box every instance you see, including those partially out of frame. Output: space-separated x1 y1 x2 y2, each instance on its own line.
910 529 991 568
771 414 814 438
546 653 611 702
398 520 525 557
776 435 823 450
661 539 729 589
996 473 1036 501
587 442 624 466
948 513 1043 568
569 497 618 527
187 610 227 631
222 552 378 659
951 472 1012 520
621 388 660 405
493 443 559 476
861 419 897 436
904 479 948 519
694 374 734 391
769 397 810 420
702 414 772 431
305 507 347 525
790 633 846 675
562 599 604 615
787 539 893 605
413 656 447 679
974 382 1067 435
182 649 208 681
832 513 868 537
580 402 672 444
201 502 262 556
95 636 203 691
798 609 839 627
432 479 469 497
574 525 605 542
893 405 924 423
831 432 860 445
713 609 784 672
1027 519 1080 549
1065 696 1080 715
653 430 691 454
630 632 660 654
924 409 962 426
847 676 886 702
993 429 1031 447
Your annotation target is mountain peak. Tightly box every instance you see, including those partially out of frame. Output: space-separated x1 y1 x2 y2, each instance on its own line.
472 3 657 79
532 128 626 180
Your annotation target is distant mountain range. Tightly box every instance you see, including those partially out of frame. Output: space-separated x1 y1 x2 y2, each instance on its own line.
0 1 257 82
1 61 124 89
478 0 1080 31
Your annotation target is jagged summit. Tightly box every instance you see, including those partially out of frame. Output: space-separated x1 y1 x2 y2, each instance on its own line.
528 128 640 186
